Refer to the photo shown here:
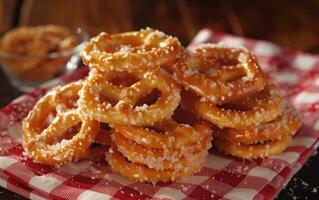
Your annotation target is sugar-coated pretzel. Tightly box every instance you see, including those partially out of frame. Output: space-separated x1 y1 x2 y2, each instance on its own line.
213 135 292 159
79 67 181 126
109 107 212 175
111 120 210 149
23 81 100 165
181 83 283 129
107 147 203 183
112 131 211 172
214 103 302 143
81 28 182 72
172 43 267 104
80 129 112 161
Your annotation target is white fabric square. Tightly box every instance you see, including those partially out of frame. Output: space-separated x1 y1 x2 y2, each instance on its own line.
58 161 92 175
29 192 46 200
77 190 111 200
224 188 258 200
6 123 23 142
0 178 7 188
272 71 299 84
295 92 319 104
204 154 232 170
30 175 62 193
253 41 280 56
104 173 134 186
154 187 186 199
177 176 208 185
248 167 277 181
293 55 318 71
221 36 244 47
289 137 316 148
0 157 17 169
270 152 299 164
191 29 212 45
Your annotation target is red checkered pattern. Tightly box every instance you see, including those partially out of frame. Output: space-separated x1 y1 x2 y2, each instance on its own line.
0 29 319 200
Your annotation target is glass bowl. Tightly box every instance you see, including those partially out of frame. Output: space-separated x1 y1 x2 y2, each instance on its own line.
0 27 89 92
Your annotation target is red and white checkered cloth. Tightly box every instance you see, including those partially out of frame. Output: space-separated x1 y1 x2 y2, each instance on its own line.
0 29 319 200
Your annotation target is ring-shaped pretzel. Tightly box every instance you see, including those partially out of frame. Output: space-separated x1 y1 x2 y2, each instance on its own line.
81 28 182 72
111 120 210 149
23 81 100 165
79 68 181 126
107 148 203 183
214 103 302 143
213 135 292 159
181 83 283 129
173 44 267 104
112 131 211 172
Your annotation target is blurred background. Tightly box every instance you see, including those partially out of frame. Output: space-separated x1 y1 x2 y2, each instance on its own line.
1 0 319 53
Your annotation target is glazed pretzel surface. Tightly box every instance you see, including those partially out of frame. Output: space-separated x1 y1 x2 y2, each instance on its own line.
23 81 100 165
81 28 182 72
80 68 181 126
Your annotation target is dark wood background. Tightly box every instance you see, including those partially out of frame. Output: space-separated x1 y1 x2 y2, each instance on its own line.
0 0 319 199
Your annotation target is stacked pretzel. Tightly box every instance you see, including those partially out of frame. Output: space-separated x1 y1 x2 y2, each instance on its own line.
171 44 302 159
23 28 301 183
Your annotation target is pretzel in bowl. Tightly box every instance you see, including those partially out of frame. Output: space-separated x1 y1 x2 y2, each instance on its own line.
79 67 181 126
81 28 182 72
172 44 267 104
23 81 100 165
0 25 78 82
0 27 48 74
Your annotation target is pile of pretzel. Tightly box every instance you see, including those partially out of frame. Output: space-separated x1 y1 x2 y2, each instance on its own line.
0 25 77 82
23 28 301 183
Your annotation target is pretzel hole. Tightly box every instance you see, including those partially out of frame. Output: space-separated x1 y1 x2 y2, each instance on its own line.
55 89 80 111
197 56 239 73
108 72 139 87
100 123 112 131
102 39 141 54
172 107 196 125
143 126 166 134
240 140 272 146
50 122 82 145
134 89 162 108
99 95 119 107
60 98 78 110
39 110 57 131
217 103 251 111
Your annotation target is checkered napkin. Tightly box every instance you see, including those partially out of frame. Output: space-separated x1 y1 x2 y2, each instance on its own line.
0 29 319 200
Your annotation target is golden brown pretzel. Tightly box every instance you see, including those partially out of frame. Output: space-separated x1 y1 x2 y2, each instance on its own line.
181 83 283 129
213 103 302 143
172 44 267 104
79 68 181 126
81 28 182 72
23 81 100 165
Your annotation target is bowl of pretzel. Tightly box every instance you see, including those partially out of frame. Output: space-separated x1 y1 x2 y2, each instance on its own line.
0 24 89 91
22 28 302 183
